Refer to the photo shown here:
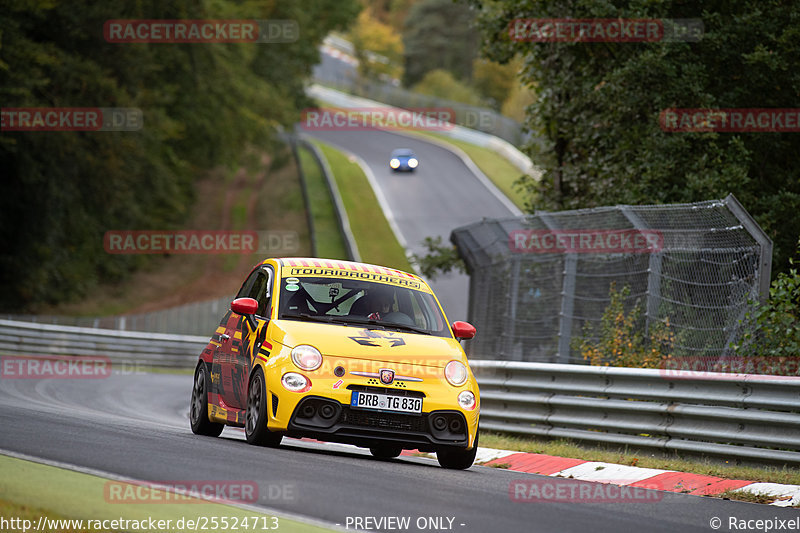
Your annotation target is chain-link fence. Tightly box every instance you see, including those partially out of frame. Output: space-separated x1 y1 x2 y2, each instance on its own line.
451 194 772 365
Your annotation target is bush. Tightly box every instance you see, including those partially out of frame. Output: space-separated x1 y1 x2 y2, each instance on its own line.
574 283 675 368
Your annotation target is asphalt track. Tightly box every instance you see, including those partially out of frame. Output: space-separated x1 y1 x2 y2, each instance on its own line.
302 128 516 323
2 373 796 533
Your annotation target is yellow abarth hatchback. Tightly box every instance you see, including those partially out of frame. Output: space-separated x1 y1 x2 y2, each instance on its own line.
190 258 480 469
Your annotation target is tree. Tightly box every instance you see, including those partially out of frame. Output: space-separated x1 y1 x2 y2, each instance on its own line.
0 0 359 311
402 0 479 87
349 9 404 80
411 69 484 105
465 0 800 276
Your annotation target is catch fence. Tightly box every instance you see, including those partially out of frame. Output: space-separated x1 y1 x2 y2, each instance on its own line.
451 194 772 366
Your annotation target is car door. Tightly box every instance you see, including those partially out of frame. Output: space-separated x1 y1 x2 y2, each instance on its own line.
213 265 274 411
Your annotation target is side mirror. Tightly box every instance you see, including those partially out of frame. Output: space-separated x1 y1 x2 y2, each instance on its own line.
231 297 258 316
452 321 476 340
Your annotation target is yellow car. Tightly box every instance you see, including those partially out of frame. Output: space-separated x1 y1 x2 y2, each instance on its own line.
190 258 480 469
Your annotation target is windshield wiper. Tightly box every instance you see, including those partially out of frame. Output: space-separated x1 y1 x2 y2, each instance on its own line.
280 312 336 324
341 317 431 335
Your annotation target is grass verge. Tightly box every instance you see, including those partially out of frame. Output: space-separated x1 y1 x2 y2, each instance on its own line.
479 432 800 486
296 143 349 260
310 140 411 272
0 454 331 533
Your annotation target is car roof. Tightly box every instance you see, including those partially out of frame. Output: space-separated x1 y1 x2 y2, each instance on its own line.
391 148 415 156
267 257 422 282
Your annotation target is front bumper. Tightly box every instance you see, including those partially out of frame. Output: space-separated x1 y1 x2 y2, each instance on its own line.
286 393 469 451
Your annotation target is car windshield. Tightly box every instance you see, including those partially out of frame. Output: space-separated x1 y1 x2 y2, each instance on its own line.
392 149 414 157
278 276 449 337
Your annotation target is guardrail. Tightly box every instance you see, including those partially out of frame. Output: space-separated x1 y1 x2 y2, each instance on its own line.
0 319 207 369
2 318 798 465
471 360 800 465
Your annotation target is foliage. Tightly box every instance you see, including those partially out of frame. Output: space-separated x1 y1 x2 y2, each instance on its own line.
732 239 800 359
574 283 675 368
472 57 517 110
349 9 404 80
411 69 484 106
410 236 466 281
402 0 478 87
0 0 359 311
465 0 800 277
501 81 537 123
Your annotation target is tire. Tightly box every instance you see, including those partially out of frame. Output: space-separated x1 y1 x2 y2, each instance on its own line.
436 430 478 470
369 446 402 459
245 368 282 447
190 363 224 437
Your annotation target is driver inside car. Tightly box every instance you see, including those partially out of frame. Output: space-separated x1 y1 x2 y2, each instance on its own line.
364 287 394 321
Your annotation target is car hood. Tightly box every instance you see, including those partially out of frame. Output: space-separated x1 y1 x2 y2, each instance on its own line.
269 319 464 368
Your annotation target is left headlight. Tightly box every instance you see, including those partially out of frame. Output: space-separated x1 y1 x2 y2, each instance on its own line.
291 345 322 371
445 360 468 386
407 158 418 168
390 158 400 168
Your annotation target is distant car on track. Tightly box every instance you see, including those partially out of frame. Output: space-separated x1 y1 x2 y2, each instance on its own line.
389 148 418 172
190 257 480 469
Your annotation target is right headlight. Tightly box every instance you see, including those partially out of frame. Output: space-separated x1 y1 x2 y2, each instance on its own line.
445 360 468 386
291 345 322 371
390 158 400 168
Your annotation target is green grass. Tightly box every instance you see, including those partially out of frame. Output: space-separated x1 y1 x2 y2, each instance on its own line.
296 143 349 260
718 489 777 505
310 140 412 272
0 454 332 533
479 432 800 486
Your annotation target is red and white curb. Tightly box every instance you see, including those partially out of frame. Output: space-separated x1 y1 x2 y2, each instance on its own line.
279 437 799 507
475 448 800 507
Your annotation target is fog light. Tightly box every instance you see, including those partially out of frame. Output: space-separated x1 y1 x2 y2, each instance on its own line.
302 404 316 417
281 372 311 393
320 404 336 419
458 391 476 411
432 415 448 431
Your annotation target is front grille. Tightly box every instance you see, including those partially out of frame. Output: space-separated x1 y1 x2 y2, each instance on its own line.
346 385 424 398
340 407 428 433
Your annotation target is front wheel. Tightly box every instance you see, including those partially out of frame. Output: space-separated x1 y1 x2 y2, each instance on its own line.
245 369 282 447
437 431 478 470
190 363 224 437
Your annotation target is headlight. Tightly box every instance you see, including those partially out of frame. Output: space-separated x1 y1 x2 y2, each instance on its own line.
281 372 311 392
291 345 322 371
458 390 476 410
445 360 468 386
390 158 400 168
407 158 418 168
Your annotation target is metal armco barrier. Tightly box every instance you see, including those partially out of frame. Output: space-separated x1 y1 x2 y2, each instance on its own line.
471 360 800 465
2 318 798 465
0 319 207 369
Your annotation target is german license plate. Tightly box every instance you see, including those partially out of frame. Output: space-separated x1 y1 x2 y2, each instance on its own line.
350 391 422 414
